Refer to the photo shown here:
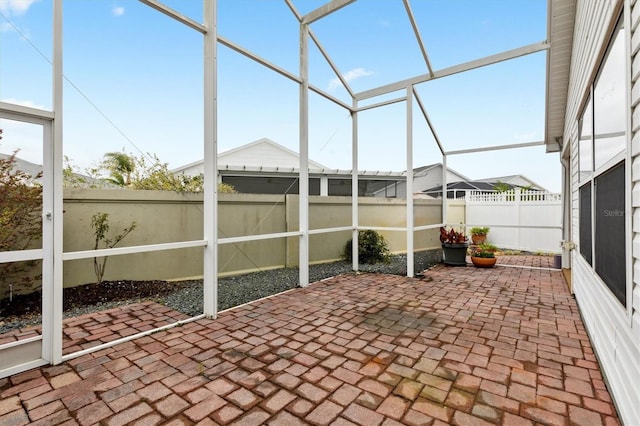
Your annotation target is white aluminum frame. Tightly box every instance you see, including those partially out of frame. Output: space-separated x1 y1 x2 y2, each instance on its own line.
1 0 558 376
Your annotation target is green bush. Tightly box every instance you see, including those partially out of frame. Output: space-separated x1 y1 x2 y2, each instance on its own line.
342 230 391 264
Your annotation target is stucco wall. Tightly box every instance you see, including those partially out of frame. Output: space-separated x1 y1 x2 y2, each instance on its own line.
52 190 444 291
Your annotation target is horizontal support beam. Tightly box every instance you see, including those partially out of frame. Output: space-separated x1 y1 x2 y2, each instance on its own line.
62 240 207 261
358 226 407 232
0 335 42 350
0 102 54 122
0 249 43 264
302 0 356 24
446 140 545 156
356 41 549 101
219 231 301 245
138 0 206 33
308 226 354 235
356 96 406 112
62 315 205 362
413 223 444 232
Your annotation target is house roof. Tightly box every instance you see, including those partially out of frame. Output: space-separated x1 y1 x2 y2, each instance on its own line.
0 153 42 178
412 163 471 181
474 174 546 190
545 0 576 152
172 138 328 174
422 180 532 195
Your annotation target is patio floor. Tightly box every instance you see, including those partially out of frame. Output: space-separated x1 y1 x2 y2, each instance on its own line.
0 258 620 425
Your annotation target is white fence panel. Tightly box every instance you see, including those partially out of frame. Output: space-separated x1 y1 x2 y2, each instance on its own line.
466 189 562 253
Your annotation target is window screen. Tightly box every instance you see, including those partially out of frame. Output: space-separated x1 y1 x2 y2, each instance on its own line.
594 162 626 305
579 183 592 265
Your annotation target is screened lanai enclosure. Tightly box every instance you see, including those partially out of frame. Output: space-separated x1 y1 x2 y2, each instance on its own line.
0 0 572 379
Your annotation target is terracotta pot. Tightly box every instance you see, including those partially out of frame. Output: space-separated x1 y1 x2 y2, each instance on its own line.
471 256 496 268
471 234 486 244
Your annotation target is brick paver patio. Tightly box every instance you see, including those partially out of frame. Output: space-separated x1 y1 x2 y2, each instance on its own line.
0 259 620 425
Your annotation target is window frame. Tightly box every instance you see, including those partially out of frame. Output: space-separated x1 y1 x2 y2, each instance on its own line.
576 13 629 310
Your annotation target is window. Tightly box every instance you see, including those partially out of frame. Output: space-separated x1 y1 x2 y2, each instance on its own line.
578 97 593 181
594 162 626 305
579 183 592 265
577 16 627 307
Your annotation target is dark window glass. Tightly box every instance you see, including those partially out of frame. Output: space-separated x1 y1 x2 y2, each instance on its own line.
594 162 626 305
579 183 592 265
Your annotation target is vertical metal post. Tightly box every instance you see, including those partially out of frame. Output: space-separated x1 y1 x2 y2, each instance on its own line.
299 23 310 287
203 0 218 317
48 0 64 364
442 154 448 225
406 87 414 277
351 106 358 271
624 0 633 321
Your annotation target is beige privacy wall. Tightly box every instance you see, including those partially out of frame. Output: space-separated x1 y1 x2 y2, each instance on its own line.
57 189 447 288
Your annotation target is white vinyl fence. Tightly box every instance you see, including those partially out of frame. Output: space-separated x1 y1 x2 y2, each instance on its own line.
465 189 562 253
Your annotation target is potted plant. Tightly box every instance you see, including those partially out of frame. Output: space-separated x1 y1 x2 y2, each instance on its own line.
469 226 490 244
440 226 469 266
470 243 497 268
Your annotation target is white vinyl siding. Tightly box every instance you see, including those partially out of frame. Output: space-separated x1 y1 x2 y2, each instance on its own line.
568 1 639 423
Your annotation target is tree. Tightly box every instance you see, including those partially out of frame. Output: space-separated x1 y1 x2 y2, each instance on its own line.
0 144 43 295
98 151 235 193
492 180 511 193
91 213 136 285
102 151 136 187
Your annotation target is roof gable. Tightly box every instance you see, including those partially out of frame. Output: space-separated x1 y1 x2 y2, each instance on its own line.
172 138 328 174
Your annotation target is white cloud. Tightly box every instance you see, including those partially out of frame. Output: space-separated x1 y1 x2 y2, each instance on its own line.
0 0 39 16
328 67 374 91
112 6 125 17
380 20 391 28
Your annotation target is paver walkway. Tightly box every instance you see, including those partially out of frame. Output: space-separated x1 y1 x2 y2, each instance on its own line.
0 260 620 425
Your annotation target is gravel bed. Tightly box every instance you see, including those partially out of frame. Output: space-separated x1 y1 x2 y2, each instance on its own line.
0 251 441 334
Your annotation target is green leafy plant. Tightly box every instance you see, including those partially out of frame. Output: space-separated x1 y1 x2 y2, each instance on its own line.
91 150 236 193
91 213 137 285
470 243 497 258
469 226 489 236
439 227 468 245
0 146 43 298
342 230 391 264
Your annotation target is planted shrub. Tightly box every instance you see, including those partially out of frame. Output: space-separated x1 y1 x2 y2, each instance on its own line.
342 230 391 264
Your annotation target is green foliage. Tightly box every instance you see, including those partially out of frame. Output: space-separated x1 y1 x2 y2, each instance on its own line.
85 151 236 193
91 212 137 285
439 226 468 245
103 151 136 187
469 226 489 236
493 180 512 192
0 147 42 288
218 182 237 194
342 230 391 264
470 242 497 258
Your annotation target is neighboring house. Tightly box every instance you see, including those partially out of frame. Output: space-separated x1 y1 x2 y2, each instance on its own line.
173 138 404 196
422 175 547 198
1 153 106 188
373 163 546 199
370 163 470 198
0 153 42 182
473 174 546 190
554 2 639 423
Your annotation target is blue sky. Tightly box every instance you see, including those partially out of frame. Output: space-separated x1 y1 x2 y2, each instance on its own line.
0 0 559 191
